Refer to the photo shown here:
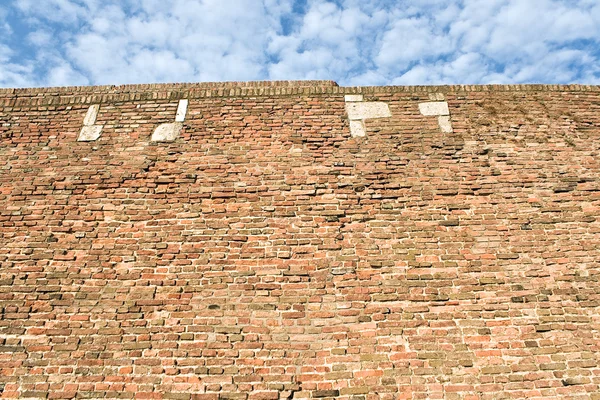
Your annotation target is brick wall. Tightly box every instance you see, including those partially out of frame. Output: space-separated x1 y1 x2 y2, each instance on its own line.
1 81 599 399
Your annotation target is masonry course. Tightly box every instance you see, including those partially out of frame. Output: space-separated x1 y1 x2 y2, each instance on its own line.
1 80 600 399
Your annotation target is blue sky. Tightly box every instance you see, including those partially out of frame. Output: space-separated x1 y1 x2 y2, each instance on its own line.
0 0 599 88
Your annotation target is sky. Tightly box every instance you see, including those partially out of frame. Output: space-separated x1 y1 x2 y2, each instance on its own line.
0 0 599 88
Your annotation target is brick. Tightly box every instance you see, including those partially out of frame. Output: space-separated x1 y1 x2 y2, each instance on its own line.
247 392 279 400
312 390 340 398
163 394 191 400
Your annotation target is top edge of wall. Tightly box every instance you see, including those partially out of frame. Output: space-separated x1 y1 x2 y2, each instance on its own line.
1 81 600 100
0 80 340 95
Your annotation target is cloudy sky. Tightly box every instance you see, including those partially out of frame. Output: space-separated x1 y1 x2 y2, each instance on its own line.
0 0 598 88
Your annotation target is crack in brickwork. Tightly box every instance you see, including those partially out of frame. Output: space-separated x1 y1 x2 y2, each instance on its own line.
1 82 600 399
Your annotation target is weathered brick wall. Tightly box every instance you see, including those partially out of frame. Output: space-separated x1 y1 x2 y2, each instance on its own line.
1 82 599 399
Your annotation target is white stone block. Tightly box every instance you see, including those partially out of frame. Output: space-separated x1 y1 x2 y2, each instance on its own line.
438 116 453 133
151 122 183 142
78 125 103 142
419 102 449 116
349 120 366 137
83 105 99 126
175 99 188 122
346 102 392 120
344 94 364 102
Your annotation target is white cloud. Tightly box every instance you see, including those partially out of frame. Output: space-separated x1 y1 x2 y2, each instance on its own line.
14 0 87 24
27 30 53 47
55 0 287 84
373 0 600 84
0 6 11 35
480 0 595 62
0 8 35 87
0 0 598 87
268 1 389 82
376 17 453 71
0 44 36 87
0 43 10 64
46 61 89 87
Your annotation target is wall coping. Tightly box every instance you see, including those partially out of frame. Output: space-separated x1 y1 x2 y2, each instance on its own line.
1 81 599 107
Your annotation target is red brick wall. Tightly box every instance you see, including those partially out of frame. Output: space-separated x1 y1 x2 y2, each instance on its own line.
1 82 599 399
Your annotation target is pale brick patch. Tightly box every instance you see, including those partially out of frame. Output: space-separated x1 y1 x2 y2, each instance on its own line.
419 101 453 133
349 120 366 137
175 99 188 122
418 101 450 116
151 99 188 142
344 94 364 102
151 122 184 142
82 104 99 126
346 102 392 120
77 105 104 141
78 125 103 141
438 115 453 133
345 96 391 137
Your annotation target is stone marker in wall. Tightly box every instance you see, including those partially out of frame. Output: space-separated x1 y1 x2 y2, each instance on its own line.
419 100 453 133
77 104 103 141
151 99 188 142
344 94 392 137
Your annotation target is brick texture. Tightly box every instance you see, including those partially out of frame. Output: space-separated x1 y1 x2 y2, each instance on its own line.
1 81 600 399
